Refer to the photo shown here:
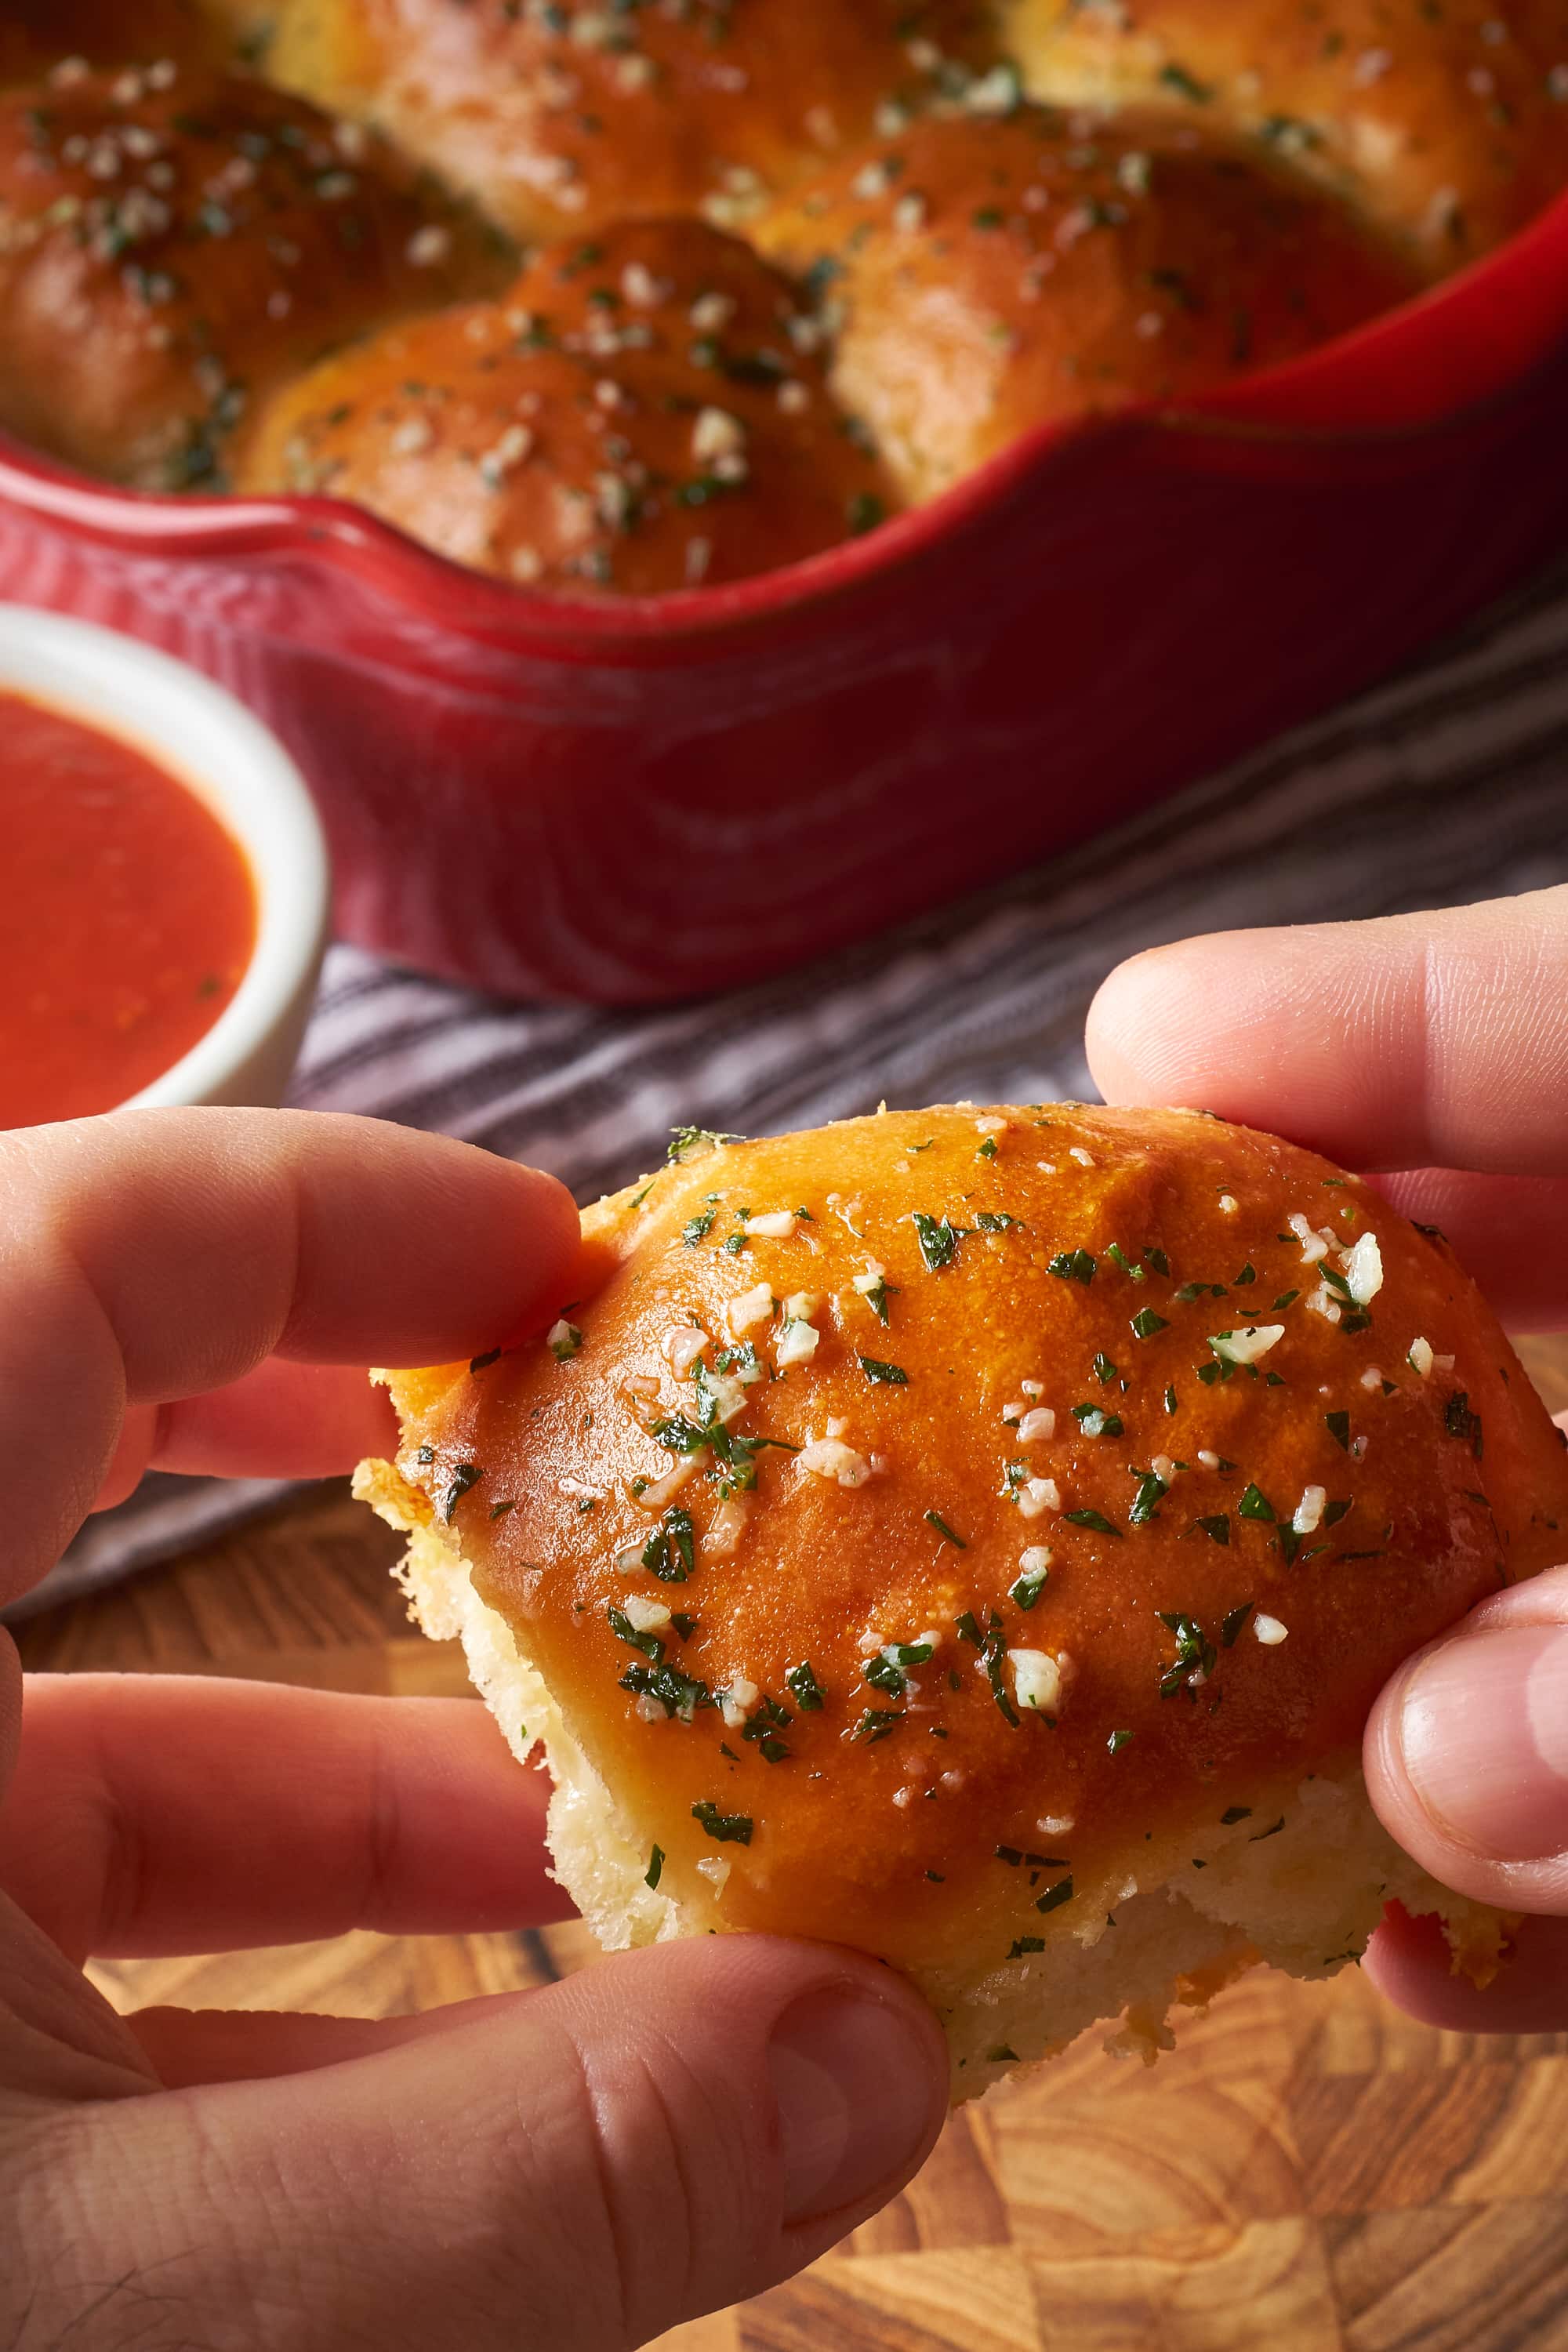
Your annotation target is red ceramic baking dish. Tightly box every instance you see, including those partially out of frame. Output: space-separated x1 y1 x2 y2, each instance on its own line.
2 187 1567 1007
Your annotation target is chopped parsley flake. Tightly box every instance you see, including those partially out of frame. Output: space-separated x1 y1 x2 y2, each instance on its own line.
913 1212 962 1270
860 1356 909 1385
1273 1290 1301 1311
977 1210 1023 1232
1220 1602 1254 1647
863 1276 896 1325
1036 1877 1075 1915
786 1660 826 1711
1131 1308 1169 1340
1238 1484 1276 1523
925 1510 967 1548
470 1348 502 1374
441 1464 484 1522
1196 1515 1230 1546
1144 1248 1171 1277
641 1507 696 1584
1445 1392 1484 1459
1160 60 1214 100
691 1801 753 1845
684 1209 718 1246
1129 1472 1167 1525
1221 1806 1252 1826
1106 1243 1145 1283
1049 1249 1097 1285
1009 1935 1047 1958
1159 1612 1217 1698
1073 1403 1125 1438
608 1605 664 1661
1011 1558 1051 1609
1326 1410 1352 1451
1107 1728 1134 1755
1094 1352 1120 1384
850 1707 906 1744
982 1615 1020 1726
865 1643 933 1698
1064 1508 1120 1537
670 1127 741 1162
645 1846 665 1889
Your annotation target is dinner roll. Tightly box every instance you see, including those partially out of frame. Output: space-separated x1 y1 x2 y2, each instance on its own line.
753 108 1417 502
0 4 230 81
264 0 1000 241
1007 0 1568 271
239 216 895 593
0 62 507 489
358 1104 1568 2098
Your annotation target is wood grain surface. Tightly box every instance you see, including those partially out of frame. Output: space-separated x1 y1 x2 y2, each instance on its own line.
16 1335 1568 2350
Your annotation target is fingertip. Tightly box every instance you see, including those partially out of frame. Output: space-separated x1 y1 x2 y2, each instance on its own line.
1086 935 1255 1112
1367 1907 1568 2035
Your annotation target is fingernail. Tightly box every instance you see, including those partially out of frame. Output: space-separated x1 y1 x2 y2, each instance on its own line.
1400 1624 1568 1861
768 1986 941 2223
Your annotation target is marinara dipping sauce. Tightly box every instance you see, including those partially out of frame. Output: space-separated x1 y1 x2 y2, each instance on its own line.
2 692 257 1129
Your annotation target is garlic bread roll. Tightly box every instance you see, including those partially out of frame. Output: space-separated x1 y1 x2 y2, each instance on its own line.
359 1105 1568 2096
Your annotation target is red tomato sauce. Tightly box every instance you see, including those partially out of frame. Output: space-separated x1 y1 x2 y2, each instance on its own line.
1 692 257 1129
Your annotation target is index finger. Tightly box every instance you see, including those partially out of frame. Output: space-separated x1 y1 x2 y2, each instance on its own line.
0 1108 579 1606
1085 885 1568 1177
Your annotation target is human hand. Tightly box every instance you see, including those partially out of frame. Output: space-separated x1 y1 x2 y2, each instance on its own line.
0 1112 946 2349
1087 882 1568 2030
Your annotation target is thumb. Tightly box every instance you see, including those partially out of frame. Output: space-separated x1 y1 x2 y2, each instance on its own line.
88 1936 948 2350
1367 1561 1568 1915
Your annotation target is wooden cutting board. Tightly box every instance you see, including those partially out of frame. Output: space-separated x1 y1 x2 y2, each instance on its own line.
17 1334 1568 2352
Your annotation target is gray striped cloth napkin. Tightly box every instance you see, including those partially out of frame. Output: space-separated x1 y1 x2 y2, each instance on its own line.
13 554 1568 1622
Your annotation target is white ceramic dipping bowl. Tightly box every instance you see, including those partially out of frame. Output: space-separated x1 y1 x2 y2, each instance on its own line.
0 605 329 1114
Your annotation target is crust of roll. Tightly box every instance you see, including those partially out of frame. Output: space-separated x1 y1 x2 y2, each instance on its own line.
1007 0 1568 270
360 1104 1568 2097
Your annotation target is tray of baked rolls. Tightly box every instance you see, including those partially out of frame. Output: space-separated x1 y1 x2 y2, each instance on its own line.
1 0 1566 1003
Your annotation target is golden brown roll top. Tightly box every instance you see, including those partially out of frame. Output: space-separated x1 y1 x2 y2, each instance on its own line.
0 3 256 84
265 0 1001 241
0 60 507 488
753 107 1419 501
1007 0 1568 270
379 1105 1568 1980
238 216 896 593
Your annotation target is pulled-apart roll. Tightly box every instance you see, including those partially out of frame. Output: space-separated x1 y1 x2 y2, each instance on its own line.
263 0 997 241
754 107 1417 502
358 1105 1568 2097
1007 0 1568 271
0 60 506 489
238 218 896 594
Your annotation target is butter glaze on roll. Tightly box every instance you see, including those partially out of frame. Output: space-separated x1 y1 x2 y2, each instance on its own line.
1008 0 1568 272
238 218 895 594
358 1105 1568 2096
263 0 997 241
0 60 506 489
754 107 1416 503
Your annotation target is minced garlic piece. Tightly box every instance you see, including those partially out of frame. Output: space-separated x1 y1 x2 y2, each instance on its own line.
1011 1649 1072 1714
747 1211 798 1240
728 1283 775 1335
775 1319 819 1368
799 1437 875 1488
1210 1323 1285 1366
